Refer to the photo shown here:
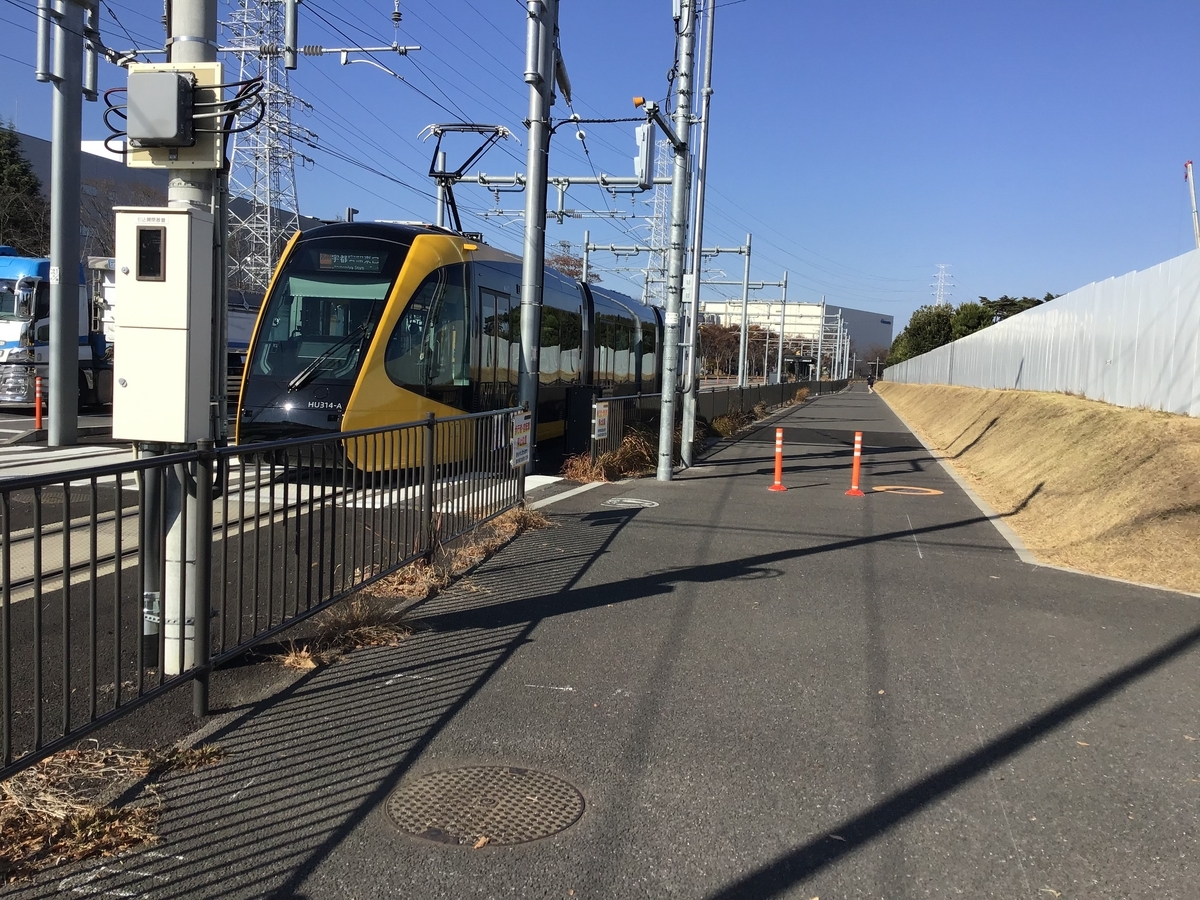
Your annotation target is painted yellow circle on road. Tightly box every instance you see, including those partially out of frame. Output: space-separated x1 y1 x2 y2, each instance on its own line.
871 485 944 496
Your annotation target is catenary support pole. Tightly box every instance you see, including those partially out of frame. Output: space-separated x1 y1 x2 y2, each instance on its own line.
518 0 558 473
656 0 698 481
775 271 787 382
1188 161 1200 250
735 232 752 388
47 0 85 446
816 296 825 379
435 150 447 228
681 0 716 467
162 0 217 679
581 229 589 283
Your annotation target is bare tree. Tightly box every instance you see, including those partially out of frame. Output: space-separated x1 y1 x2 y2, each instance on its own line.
545 239 600 283
80 178 168 258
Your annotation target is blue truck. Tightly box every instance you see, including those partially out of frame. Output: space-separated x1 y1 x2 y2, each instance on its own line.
0 246 112 409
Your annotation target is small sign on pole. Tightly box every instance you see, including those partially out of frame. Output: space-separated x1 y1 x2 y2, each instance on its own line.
593 400 610 440
511 411 532 468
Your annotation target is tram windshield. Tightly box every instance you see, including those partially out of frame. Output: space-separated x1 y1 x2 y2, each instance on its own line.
249 237 408 385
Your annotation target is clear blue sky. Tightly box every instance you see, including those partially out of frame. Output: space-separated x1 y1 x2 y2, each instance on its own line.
2 0 1199 333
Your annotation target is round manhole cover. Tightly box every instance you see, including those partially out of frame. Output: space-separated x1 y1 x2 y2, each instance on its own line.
385 766 585 846
602 497 659 509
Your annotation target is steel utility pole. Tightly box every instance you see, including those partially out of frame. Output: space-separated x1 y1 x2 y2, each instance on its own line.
41 0 90 446
815 296 825 378
681 0 715 467
655 0 698 481
161 0 217 692
1187 161 1200 250
518 0 559 470
735 232 752 387
775 271 788 383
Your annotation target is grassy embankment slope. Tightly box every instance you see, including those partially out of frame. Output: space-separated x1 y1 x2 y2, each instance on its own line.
875 382 1200 595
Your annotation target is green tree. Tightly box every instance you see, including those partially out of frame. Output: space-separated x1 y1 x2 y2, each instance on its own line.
950 301 992 340
903 304 953 356
0 123 49 256
979 294 1046 322
884 332 912 366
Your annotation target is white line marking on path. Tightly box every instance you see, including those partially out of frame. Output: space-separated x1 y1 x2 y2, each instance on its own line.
527 481 605 510
229 777 256 801
906 514 924 560
384 672 436 686
524 683 574 692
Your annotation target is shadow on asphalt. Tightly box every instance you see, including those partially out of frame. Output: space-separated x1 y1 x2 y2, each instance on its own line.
29 453 1200 897
702 618 1200 900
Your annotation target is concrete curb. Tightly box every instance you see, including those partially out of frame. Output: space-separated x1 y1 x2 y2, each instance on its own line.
4 424 112 445
877 389 1200 600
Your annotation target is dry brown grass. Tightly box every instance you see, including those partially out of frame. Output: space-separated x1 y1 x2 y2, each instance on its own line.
1 743 223 883
711 409 754 437
359 507 552 603
560 427 663 482
793 387 810 403
272 508 551 666
876 382 1200 593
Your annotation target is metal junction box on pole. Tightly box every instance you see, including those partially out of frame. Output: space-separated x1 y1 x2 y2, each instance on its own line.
112 207 214 444
124 62 223 170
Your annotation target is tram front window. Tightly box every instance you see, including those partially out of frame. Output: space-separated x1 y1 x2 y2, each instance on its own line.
250 239 407 385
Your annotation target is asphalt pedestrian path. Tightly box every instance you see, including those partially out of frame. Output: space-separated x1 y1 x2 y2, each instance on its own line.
18 386 1200 899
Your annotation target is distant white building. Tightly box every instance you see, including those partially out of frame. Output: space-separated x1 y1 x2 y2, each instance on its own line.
698 299 894 356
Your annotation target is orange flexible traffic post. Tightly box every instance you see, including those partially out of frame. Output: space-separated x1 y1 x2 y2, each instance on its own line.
845 430 865 496
34 376 42 431
768 426 787 492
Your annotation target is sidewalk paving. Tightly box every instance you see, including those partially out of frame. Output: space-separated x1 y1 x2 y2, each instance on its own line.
17 385 1200 899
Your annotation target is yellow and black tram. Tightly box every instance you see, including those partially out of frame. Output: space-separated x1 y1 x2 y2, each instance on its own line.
235 221 663 447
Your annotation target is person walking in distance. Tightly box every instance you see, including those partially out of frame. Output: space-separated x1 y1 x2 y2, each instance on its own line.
866 373 876 393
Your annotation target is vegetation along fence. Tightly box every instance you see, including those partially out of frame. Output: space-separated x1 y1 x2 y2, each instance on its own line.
0 409 524 780
588 379 849 459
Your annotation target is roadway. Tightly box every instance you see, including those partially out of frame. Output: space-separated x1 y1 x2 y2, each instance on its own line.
9 386 1200 899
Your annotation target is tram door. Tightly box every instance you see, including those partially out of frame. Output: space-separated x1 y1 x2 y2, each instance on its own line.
478 287 518 410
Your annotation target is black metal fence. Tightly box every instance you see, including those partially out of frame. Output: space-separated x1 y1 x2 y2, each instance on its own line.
695 379 848 424
0 409 524 780
586 380 850 459
589 393 664 460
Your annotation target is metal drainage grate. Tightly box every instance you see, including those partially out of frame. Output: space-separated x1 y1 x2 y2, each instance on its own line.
602 497 659 509
385 766 585 846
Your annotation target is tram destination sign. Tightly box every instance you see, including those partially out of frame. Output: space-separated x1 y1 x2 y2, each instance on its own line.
316 251 385 274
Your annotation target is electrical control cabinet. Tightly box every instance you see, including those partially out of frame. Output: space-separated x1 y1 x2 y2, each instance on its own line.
112 207 214 444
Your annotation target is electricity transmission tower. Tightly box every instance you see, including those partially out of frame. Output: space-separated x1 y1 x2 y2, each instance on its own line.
224 0 313 291
641 138 672 306
932 263 953 306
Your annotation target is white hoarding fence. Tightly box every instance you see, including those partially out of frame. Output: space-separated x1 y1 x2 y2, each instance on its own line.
885 248 1200 418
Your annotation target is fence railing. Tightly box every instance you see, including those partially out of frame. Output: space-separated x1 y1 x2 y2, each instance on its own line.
0 408 524 780
586 380 849 459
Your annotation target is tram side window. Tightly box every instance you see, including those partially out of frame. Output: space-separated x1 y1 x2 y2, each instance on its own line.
594 314 615 384
559 308 582 381
385 264 469 391
539 307 559 384
641 318 657 385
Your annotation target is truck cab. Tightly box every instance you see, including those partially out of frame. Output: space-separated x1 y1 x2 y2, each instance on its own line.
0 246 111 408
